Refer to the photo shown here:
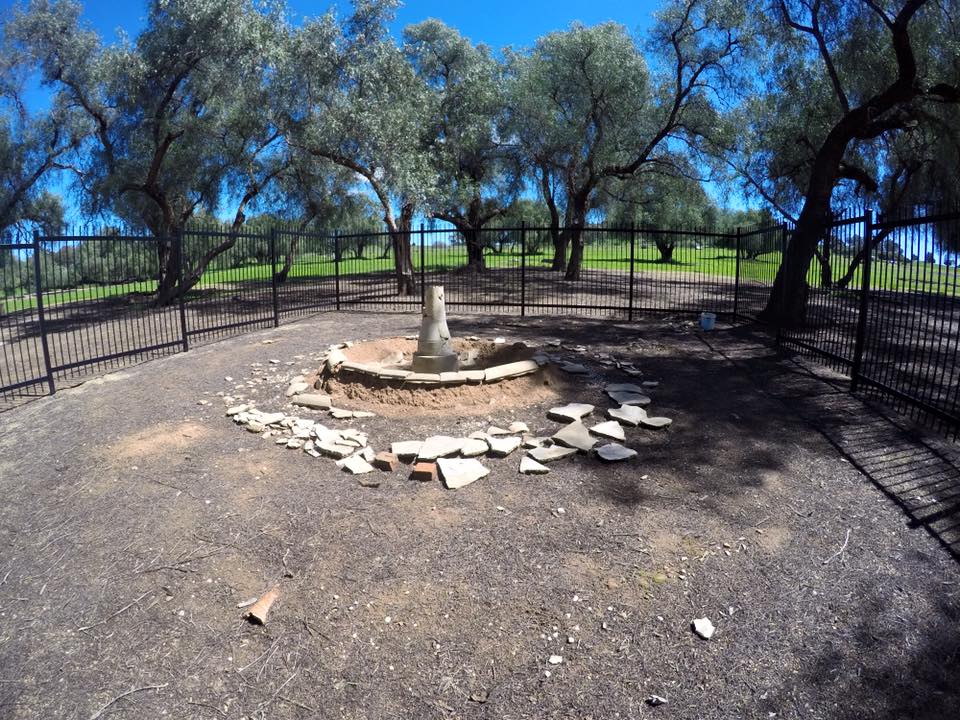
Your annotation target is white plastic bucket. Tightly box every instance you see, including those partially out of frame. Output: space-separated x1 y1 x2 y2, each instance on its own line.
699 312 716 331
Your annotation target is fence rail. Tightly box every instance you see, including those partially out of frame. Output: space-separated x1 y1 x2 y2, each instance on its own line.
3 211 959 441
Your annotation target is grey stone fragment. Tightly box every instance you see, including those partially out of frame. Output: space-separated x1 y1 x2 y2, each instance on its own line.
406 372 442 384
326 347 347 369
692 617 715 640
292 394 332 410
437 458 490 489
375 368 411 380
589 420 626 441
226 404 250 416
596 443 638 462
487 436 522 457
559 362 589 375
317 441 355 459
486 426 511 436
547 403 595 422
552 421 598 452
358 446 376 462
508 421 530 434
484 360 539 382
522 435 550 449
605 383 646 394
258 412 286 425
417 436 465 461
459 438 489 458
339 455 375 474
528 445 577 463
640 415 673 429
246 422 265 433
607 391 651 406
439 372 467 386
468 430 491 441
461 370 486 384
330 408 354 419
519 456 550 475
391 440 423 459
642 381 659 389
607 405 648 426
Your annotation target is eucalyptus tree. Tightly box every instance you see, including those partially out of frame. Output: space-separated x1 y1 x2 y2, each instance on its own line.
288 0 433 296
505 0 741 280
404 20 514 272
722 0 960 325
8 0 289 303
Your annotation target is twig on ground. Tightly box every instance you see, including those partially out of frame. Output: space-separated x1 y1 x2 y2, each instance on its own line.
822 529 851 565
279 694 316 712
76 589 155 632
87 683 168 720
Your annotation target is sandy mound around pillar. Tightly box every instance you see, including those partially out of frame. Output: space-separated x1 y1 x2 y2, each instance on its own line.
315 337 574 417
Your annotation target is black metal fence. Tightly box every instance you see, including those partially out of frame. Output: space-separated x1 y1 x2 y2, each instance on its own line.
3 211 959 441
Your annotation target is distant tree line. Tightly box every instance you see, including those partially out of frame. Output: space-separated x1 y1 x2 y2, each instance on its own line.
1 0 957 324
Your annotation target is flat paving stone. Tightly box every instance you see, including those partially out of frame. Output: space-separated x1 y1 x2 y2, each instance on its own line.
605 382 646 394
547 403 595 422
607 405 648 426
519 456 550 475
596 443 638 462
607 391 651 406
527 445 578 463
640 414 673 429
486 426 512 436
552 421 598 452
418 435 465 461
437 458 490 489
487 436 522 457
589 420 626 441
338 455 375 474
391 440 423 460
508 421 530 433
559 362 589 375
460 438 489 457
292 394 332 410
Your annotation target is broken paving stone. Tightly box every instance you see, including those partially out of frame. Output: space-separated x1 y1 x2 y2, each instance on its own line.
358 446 375 462
640 414 673 429
285 382 309 397
642 381 659 389
590 420 626 441
468 430 491 441
286 439 304 449
391 441 422 460
559 362 589 375
329 408 354 420
417 436 465 461
605 382 646 394
292 394 332 410
596 443 637 462
483 360 539 382
528 445 578 463
246 422 265 433
373 452 399 471
486 426 512 436
338 454 375 474
692 617 715 640
552 421 598 452
548 655 563 665
607 390 651 406
460 438 489 458
519 456 550 475
607 405 648 426
411 462 438 482
522 435 550 449
487 436 522 457
461 370 486 384
317 441 355 459
547 403 595 422
226 404 250 416
646 695 668 707
508 421 529 434
437 457 490 489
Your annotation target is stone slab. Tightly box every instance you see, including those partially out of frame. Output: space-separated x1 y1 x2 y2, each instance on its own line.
520 456 550 475
417 435 465 461
462 370 486 384
607 405 647 426
391 440 423 460
339 455 375 474
596 443 638 462
484 360 539 383
607 391 651 406
460 438 489 457
548 403 595 422
605 383 646 394
292 394 332 410
487 436 522 457
437 458 490 489
528 445 578 463
552 421 598 452
590 420 626 442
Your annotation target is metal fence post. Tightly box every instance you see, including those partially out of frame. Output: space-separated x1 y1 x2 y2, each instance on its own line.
176 231 190 352
269 227 280 327
31 231 56 395
520 221 527 317
850 208 874 392
733 227 742 320
334 231 341 312
628 222 636 322
776 223 789 345
419 222 426 307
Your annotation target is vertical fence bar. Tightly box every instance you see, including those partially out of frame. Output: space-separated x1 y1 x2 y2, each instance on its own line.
419 222 426 307
850 208 873 392
520 221 527 317
334 231 341 312
176 231 189 352
269 227 280 327
733 227 742 320
776 223 789 345
628 222 636 322
31 231 56 395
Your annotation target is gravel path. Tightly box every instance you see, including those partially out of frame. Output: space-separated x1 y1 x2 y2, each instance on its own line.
0 312 957 719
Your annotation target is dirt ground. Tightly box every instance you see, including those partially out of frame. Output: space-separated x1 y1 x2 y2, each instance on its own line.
1 312 958 720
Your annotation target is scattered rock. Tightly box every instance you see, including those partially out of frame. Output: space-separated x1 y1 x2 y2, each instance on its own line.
552 421 598 452
646 695 668 706
292 394 332 410
508 421 529 433
606 577 620 590
411 461 439 482
547 403 594 422
391 441 423 460
437 458 490 489
528 445 578 463
373 452 399 472
418 436 465 461
317 441 355 459
589 420 626 441
357 477 381 488
487 436 522 457
692 617 715 640
522 435 549 448
607 405 647 426
596 443 637 462
548 655 563 665
486 426 512 436
519 456 550 475
226 404 250 416
640 414 673 429
246 422 265 433
460 438 489 458
559 362 589 375
607 390 651 406
605 382 646 394
339 455 375 474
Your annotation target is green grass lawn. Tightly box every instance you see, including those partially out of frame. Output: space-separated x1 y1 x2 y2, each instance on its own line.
4 243 958 314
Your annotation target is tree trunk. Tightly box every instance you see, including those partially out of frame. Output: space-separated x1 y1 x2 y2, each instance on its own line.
276 233 301 284
655 239 675 262
390 205 416 296
551 228 569 271
760 222 819 327
563 224 585 280
463 227 485 272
